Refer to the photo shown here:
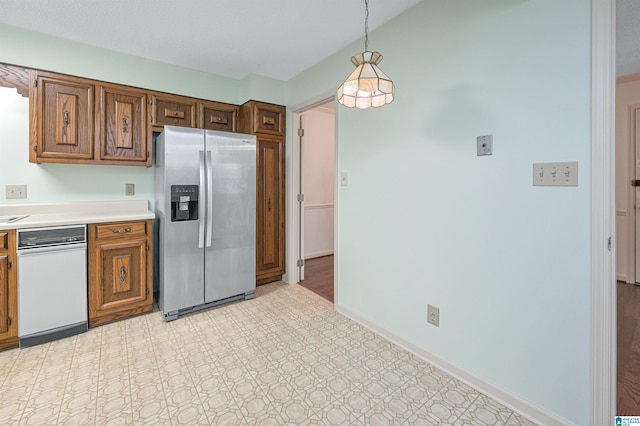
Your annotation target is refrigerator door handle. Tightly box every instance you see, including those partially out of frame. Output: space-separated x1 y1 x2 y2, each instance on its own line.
198 150 206 249
206 150 214 248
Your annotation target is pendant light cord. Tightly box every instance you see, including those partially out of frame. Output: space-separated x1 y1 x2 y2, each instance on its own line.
364 0 369 51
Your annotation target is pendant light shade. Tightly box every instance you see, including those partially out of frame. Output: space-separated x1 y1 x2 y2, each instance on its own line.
336 0 395 109
337 51 394 109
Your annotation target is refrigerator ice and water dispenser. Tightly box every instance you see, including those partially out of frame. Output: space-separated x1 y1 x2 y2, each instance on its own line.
170 185 198 222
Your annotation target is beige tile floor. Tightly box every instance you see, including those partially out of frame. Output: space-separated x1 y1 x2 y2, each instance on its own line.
0 282 537 425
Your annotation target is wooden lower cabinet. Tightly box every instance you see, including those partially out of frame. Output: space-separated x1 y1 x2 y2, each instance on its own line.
0 231 18 351
88 220 152 327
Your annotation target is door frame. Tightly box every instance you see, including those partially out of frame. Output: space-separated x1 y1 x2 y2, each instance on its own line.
591 0 616 423
286 92 339 303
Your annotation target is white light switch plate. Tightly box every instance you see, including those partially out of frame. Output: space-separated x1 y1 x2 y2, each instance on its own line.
5 184 27 199
340 172 348 187
533 162 578 186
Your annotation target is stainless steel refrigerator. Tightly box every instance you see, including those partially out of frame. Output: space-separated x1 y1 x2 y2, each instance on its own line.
154 126 256 321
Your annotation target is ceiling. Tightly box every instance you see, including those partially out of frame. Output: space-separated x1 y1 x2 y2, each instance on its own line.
618 0 640 76
0 0 423 81
2 1 638 80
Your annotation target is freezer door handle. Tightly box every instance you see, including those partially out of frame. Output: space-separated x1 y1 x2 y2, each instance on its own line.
206 150 213 248
198 150 206 249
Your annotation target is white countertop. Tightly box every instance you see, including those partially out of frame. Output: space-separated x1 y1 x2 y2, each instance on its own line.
0 200 155 230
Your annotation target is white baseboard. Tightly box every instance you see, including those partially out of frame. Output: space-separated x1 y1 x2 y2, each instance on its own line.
335 304 575 426
304 250 334 260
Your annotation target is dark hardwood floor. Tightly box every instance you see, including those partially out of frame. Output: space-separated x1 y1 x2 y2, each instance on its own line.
299 255 334 303
618 281 640 414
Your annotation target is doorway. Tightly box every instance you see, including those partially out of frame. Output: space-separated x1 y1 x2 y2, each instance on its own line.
293 100 336 303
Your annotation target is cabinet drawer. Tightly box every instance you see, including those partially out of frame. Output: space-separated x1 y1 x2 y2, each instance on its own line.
152 95 197 129
201 102 238 132
94 222 147 240
254 103 284 135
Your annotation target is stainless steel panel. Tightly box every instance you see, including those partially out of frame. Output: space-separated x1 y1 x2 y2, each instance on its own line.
155 126 205 314
204 130 256 303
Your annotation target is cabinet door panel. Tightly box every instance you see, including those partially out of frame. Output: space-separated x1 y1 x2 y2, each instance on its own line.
96 240 146 311
38 75 94 159
256 138 285 280
152 95 197 129
100 86 149 163
200 101 238 132
0 230 18 350
0 256 8 335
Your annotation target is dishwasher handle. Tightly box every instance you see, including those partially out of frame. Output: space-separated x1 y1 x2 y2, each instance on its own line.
17 243 87 255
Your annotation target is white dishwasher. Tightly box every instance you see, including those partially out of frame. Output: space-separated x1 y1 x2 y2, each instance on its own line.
17 225 88 347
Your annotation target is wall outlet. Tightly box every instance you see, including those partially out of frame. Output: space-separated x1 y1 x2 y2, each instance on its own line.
477 135 493 156
427 304 440 327
5 184 27 199
125 183 135 196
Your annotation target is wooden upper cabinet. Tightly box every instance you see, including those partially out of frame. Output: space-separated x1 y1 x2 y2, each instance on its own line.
239 100 285 136
97 84 151 165
200 100 238 132
151 93 197 130
31 71 95 162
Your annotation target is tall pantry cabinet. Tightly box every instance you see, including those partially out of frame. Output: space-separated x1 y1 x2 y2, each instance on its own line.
239 101 286 285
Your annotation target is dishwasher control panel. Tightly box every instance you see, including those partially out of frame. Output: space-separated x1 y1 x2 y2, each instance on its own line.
18 225 86 249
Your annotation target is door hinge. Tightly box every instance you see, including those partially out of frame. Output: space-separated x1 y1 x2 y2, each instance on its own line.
608 237 612 251
7 316 11 326
297 259 304 267
146 151 150 159
33 145 37 152
149 116 153 123
297 194 304 202
146 242 150 250
147 98 153 105
146 287 150 296
298 128 304 137
7 260 11 270
34 79 37 88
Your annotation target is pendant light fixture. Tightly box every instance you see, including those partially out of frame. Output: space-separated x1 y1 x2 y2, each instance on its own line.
336 0 395 109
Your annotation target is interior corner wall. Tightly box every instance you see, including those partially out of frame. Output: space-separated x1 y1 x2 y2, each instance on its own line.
287 1 590 424
616 75 640 283
239 73 287 106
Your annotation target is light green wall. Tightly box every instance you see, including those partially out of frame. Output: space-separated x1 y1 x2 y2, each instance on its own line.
289 1 590 424
0 24 285 205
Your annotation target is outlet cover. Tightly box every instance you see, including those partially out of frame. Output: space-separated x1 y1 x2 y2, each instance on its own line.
5 184 27 199
125 183 135 196
477 135 493 156
427 304 440 327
